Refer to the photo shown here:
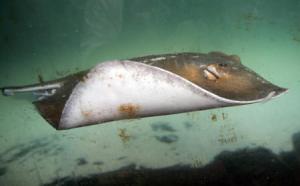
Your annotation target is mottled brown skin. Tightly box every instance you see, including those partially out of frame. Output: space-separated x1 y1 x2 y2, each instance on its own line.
131 52 286 101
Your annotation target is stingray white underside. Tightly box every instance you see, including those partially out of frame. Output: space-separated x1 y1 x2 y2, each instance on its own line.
59 60 274 129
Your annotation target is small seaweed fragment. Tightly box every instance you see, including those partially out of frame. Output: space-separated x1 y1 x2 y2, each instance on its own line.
117 156 127 160
151 122 176 132
77 158 88 166
38 74 44 84
183 122 193 129
0 167 7 176
93 161 104 166
155 135 179 144
222 112 228 120
118 128 130 143
211 114 217 122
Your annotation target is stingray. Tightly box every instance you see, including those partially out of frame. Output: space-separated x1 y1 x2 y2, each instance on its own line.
0 52 287 130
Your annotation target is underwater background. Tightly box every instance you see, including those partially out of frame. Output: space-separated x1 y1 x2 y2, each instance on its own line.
0 0 299 185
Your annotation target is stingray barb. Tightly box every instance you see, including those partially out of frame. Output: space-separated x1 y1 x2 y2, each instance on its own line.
1 52 287 130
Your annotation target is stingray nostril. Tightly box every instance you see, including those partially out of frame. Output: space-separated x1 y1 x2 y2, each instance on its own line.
218 63 228 67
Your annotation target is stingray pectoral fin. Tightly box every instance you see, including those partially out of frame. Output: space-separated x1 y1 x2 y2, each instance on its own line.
59 60 226 129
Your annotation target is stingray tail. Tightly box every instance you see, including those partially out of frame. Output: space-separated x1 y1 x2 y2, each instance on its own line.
0 71 88 98
1 82 63 99
1 70 88 100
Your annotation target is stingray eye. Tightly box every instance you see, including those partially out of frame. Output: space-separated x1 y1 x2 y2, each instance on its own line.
218 63 228 67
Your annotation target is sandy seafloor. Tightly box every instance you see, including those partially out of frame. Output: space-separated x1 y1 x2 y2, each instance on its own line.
0 0 299 185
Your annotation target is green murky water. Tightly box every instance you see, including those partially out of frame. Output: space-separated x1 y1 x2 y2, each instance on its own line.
0 0 299 185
